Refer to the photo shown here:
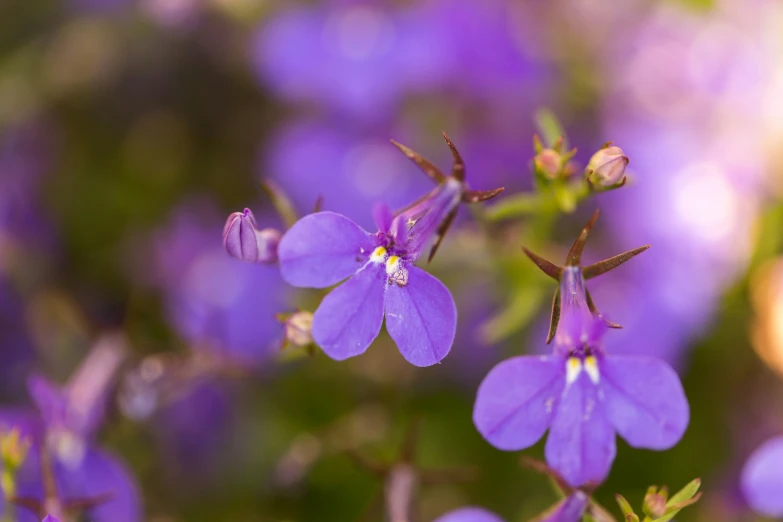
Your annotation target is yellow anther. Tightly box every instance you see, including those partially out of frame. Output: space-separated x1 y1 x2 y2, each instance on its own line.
385 255 400 274
565 357 582 385
370 246 388 263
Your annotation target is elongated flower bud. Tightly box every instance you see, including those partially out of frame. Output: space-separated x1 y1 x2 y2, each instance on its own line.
586 143 628 188
223 209 280 263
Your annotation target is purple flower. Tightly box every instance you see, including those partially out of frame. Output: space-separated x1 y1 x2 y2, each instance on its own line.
432 506 504 522
223 208 281 264
278 204 458 366
433 492 588 522
473 213 689 487
278 136 501 366
741 436 783 517
42 516 59 522
0 337 140 522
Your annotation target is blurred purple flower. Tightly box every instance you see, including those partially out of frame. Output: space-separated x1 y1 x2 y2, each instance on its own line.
252 0 549 120
43 516 59 522
148 202 287 365
432 506 504 522
252 2 451 119
0 336 140 522
741 436 783 517
264 119 431 230
592 0 775 365
278 200 458 366
474 265 689 487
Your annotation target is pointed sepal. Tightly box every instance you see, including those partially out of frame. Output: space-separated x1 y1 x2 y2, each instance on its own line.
582 245 651 280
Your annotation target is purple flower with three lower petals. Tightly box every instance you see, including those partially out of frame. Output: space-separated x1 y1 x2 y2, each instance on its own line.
741 436 783 517
473 211 689 487
278 135 502 366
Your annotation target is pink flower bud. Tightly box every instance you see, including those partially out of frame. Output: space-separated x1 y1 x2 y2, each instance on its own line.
643 492 668 518
534 148 562 179
223 209 280 263
586 144 629 187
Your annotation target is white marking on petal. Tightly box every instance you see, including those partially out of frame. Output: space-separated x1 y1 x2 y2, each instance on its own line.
565 357 582 386
385 255 400 275
584 355 600 384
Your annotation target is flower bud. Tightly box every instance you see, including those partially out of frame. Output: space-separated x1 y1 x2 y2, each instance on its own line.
534 148 562 179
586 143 629 187
643 491 668 518
223 209 280 264
283 311 313 347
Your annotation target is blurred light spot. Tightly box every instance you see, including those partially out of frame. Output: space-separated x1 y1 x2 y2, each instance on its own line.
42 18 120 95
751 260 783 377
673 163 738 244
140 0 200 27
323 6 394 61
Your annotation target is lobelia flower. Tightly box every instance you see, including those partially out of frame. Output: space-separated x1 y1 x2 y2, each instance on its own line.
433 492 588 522
223 208 281 264
741 436 783 517
277 134 503 366
473 211 689 487
0 334 140 522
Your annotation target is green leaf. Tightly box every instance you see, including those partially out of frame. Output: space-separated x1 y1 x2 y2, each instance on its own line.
667 478 701 506
615 494 636 520
534 108 567 149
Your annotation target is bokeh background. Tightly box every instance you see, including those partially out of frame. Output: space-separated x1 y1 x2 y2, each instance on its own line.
2 0 783 520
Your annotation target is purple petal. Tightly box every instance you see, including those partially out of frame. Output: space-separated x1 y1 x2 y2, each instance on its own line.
599 355 689 449
373 202 393 234
545 373 616 487
432 506 505 522
537 492 589 522
278 212 376 288
473 356 563 450
742 437 783 517
384 266 456 367
27 375 67 428
312 264 386 360
56 448 141 522
0 408 44 442
42 516 60 522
